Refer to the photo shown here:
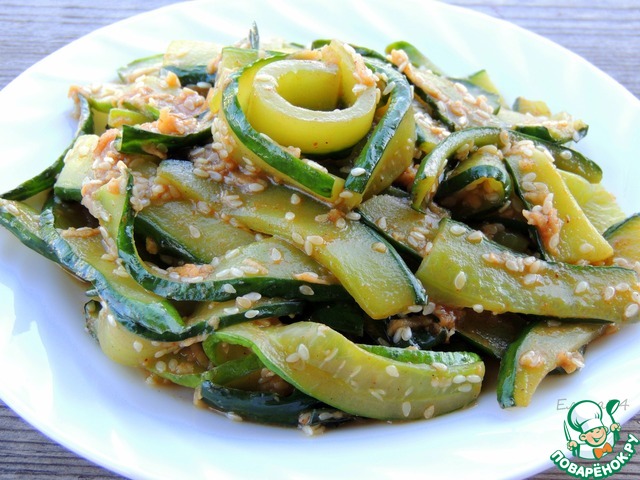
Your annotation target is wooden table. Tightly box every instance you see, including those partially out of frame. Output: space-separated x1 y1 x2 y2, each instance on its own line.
0 1 638 479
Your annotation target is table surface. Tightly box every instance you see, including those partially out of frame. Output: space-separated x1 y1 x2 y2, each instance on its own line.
0 1 638 479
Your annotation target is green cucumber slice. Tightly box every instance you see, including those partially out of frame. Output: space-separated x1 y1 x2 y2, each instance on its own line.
214 321 484 421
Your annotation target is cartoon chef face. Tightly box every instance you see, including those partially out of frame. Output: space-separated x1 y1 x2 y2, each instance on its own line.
581 425 609 447
568 400 608 442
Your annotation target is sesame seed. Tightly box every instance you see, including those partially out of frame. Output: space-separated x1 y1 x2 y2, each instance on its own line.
431 362 448 372
285 211 296 221
466 374 482 384
290 193 301 205
270 248 282 262
350 167 367 177
449 224 466 236
226 412 243 422
133 341 143 352
225 248 240 259
346 212 361 221
297 343 310 361
236 297 252 309
472 304 484 313
603 286 616 301
376 217 388 230
292 232 304 245
402 401 412 417
386 365 400 377
454 271 467 290
574 281 589 294
625 303 639 318
247 182 265 192
244 309 260 318
423 405 435 419
339 190 354 199
579 243 595 254
452 374 466 384
155 361 167 372
335 218 346 229
369 388 385 401
222 284 236 294
223 307 240 315
458 384 472 393
616 282 630 292
307 235 325 246
299 285 315 296
560 150 573 160
372 242 388 253
286 352 301 363
423 302 436 315
230 267 244 278
466 230 484 243
519 350 543 368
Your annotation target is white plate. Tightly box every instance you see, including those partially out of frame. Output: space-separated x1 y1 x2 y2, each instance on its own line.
1 1 639 479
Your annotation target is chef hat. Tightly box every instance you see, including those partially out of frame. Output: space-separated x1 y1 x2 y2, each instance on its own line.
568 400 605 434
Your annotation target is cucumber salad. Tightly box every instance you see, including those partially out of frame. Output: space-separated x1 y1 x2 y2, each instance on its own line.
1 25 639 434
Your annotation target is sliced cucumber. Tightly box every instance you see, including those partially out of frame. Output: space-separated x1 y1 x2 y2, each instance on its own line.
497 320 606 407
416 219 640 322
214 321 484 420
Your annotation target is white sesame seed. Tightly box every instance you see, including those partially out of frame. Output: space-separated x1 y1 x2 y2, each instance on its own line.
574 281 589 294
290 193 301 205
222 284 236 294
449 224 467 236
625 303 639 318
423 405 435 419
236 296 252 309
386 365 400 377
400 326 412 341
155 361 166 372
402 401 412 417
346 211 361 221
472 304 484 313
423 302 436 315
616 282 630 292
285 211 296 221
223 307 240 315
247 182 265 192
270 248 282 262
226 412 243 422
286 352 301 363
372 242 388 253
454 271 467 290
350 167 366 177
431 362 448 372
299 285 315 296
560 150 573 160
292 232 304 245
335 218 346 229
307 235 325 246
458 384 472 393
297 343 310 361
369 388 385 401
339 190 354 199
452 374 466 384
376 217 388 230
603 286 616 301
187 225 201 238
579 243 595 254
244 309 260 318
466 374 482 384
133 341 143 352
466 230 484 243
